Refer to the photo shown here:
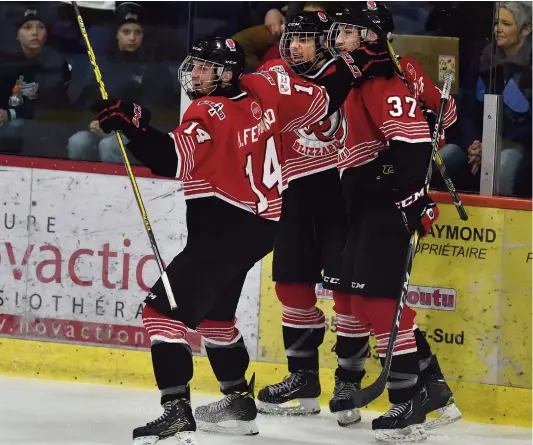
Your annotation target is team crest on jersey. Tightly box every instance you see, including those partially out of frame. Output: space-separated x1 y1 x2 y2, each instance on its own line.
197 100 226 120
225 39 236 51
268 65 287 74
251 101 262 120
366 1 377 10
293 109 347 157
317 11 328 22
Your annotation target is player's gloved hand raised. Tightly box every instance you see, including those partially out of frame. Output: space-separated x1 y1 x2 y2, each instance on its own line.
90 99 151 139
395 188 439 237
340 45 395 88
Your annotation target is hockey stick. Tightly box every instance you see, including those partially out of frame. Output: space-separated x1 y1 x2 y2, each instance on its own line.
351 70 454 408
386 41 468 221
71 1 177 310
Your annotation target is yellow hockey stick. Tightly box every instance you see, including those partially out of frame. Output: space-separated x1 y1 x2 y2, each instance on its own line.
72 1 177 309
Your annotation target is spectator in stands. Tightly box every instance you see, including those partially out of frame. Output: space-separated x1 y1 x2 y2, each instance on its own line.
440 1 532 197
233 2 331 70
0 5 70 153
68 2 175 163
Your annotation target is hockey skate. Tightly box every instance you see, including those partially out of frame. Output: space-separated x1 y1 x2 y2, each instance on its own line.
256 370 321 416
329 372 362 428
372 393 427 444
133 397 198 445
421 356 462 429
195 374 259 436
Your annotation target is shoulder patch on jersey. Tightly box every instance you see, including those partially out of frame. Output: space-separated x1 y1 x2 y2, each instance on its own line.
268 65 287 74
276 71 291 95
197 100 226 120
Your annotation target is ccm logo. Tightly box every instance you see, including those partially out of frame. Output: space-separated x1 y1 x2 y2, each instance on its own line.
323 276 340 284
396 188 425 208
351 282 366 289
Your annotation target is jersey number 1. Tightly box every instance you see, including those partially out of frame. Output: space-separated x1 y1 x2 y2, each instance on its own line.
244 136 282 214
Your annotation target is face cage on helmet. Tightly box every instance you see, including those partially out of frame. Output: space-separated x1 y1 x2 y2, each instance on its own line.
178 55 225 100
279 31 325 75
327 23 368 58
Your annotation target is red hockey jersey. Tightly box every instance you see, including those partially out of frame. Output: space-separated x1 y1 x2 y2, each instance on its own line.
170 70 330 220
258 58 347 187
338 57 457 174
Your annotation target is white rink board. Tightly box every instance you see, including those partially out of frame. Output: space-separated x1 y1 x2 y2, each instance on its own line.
0 167 261 359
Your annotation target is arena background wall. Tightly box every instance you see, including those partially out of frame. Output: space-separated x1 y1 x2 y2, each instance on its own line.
0 156 531 428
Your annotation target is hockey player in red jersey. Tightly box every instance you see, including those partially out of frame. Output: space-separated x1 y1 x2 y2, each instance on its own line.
90 36 395 444
325 2 462 442
255 11 370 427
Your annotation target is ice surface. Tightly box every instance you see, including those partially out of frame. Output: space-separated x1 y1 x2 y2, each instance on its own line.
1 375 530 445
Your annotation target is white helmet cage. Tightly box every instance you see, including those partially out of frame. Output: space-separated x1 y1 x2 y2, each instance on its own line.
178 56 227 100
279 31 327 75
327 23 369 58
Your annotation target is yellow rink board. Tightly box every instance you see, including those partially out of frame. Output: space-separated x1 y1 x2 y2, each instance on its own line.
0 337 530 428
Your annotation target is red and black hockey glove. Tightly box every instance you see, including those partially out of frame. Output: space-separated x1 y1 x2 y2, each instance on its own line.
340 45 395 88
91 99 151 139
395 188 439 237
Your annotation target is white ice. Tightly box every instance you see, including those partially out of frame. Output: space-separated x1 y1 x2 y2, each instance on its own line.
1 375 531 445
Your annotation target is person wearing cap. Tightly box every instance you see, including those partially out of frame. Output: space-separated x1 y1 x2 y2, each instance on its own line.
0 5 70 153
67 2 175 163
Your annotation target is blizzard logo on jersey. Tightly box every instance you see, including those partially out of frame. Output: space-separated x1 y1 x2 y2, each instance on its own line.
293 109 347 157
197 100 226 120
237 109 276 147
407 285 456 311
254 71 276 86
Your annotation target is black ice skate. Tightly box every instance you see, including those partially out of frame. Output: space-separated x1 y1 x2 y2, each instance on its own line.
133 397 197 445
257 370 321 416
195 373 259 436
372 393 427 444
329 372 362 427
421 356 462 429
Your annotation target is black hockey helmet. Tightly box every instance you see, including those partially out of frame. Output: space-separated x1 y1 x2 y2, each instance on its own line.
328 2 394 57
279 10 333 76
178 37 245 100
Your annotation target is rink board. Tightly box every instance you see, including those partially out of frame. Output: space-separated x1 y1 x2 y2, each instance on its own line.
0 158 531 428
0 336 531 428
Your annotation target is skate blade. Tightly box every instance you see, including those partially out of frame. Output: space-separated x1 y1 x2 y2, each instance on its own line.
197 419 259 436
374 424 427 444
335 408 362 428
425 402 462 430
257 398 320 416
132 431 198 445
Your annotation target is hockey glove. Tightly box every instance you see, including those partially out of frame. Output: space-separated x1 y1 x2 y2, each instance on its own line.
340 46 395 88
91 99 151 139
395 188 439 237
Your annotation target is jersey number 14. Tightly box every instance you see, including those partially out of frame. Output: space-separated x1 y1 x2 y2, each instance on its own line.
244 136 283 214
